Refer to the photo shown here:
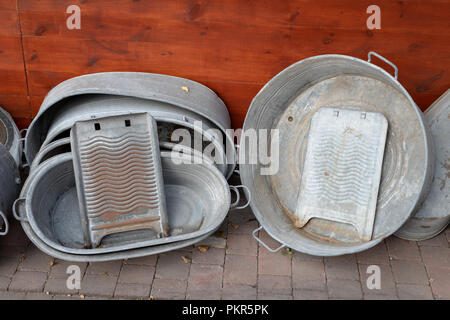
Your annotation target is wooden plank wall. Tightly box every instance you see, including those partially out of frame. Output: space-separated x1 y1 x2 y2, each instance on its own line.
0 0 449 129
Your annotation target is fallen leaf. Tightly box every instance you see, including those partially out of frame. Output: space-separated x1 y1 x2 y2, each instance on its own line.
197 245 209 252
215 230 226 238
181 86 189 93
230 221 239 230
49 259 55 266
181 256 191 264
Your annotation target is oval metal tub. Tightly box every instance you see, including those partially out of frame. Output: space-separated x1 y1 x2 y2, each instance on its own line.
24 72 236 175
240 53 434 256
0 143 21 236
0 106 21 167
395 89 450 240
36 95 230 178
15 152 231 255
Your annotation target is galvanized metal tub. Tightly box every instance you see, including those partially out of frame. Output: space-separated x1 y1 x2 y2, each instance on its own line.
30 138 71 172
0 143 21 236
15 151 231 255
24 72 236 175
240 53 433 256
0 106 21 166
19 222 214 262
35 95 229 178
395 89 450 240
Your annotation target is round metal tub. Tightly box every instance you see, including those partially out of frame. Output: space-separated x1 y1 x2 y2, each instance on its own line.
35 95 230 178
395 89 450 240
24 72 236 175
0 106 21 166
0 143 20 235
240 53 433 256
15 152 231 255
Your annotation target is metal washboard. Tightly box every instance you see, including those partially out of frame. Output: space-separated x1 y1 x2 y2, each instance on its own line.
71 113 168 248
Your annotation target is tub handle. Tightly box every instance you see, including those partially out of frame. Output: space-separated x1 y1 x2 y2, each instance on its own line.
0 211 9 236
252 226 286 253
12 198 28 222
229 185 251 210
368 51 398 80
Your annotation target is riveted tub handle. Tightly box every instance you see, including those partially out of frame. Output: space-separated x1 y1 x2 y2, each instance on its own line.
368 51 398 80
252 226 286 253
12 198 28 222
0 211 9 236
229 185 251 210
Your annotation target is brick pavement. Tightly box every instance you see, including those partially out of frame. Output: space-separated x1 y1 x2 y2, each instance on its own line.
0 207 448 300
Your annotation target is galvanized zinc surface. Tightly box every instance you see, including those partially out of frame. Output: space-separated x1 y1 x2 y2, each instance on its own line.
294 107 388 242
71 113 168 248
240 54 433 256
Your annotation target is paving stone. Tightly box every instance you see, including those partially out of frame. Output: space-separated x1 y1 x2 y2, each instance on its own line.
292 251 323 262
155 251 191 280
9 271 47 292
356 241 390 265
49 260 87 278
114 283 150 299
187 264 223 292
363 294 398 300
327 279 363 299
420 246 450 268
24 292 53 300
151 278 187 300
125 255 157 266
292 260 326 291
257 293 292 300
53 294 84 300
397 284 433 300
0 291 26 299
257 229 285 254
0 257 19 277
0 245 26 259
1 221 29 247
0 276 11 290
391 260 429 285
118 264 155 285
358 263 396 296
293 289 328 300
222 284 257 300
80 274 117 297
418 233 448 247
226 233 257 256
196 236 227 249
44 274 79 295
19 245 54 272
324 254 359 280
258 250 291 276
192 247 225 265
386 236 421 261
258 275 291 295
86 260 122 276
186 290 221 300
223 254 257 286
227 208 259 235
427 266 450 299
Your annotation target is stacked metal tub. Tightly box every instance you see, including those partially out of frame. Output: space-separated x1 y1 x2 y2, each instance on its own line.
15 72 241 261
0 107 21 236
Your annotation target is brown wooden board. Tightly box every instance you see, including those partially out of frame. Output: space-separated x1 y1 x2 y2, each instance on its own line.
0 0 448 128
